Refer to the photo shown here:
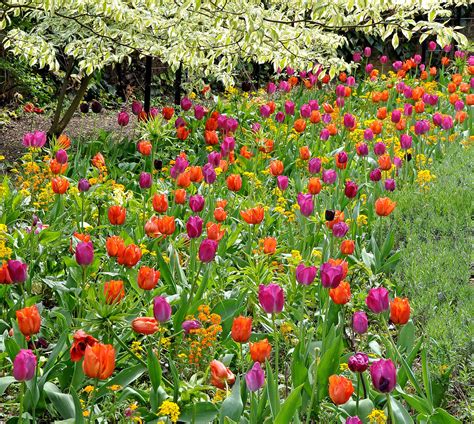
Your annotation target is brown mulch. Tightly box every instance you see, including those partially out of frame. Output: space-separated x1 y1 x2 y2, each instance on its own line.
0 110 136 164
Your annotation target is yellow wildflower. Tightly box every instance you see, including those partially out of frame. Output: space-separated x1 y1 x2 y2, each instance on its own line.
357 214 368 226
340 363 349 372
368 409 387 424
158 400 180 423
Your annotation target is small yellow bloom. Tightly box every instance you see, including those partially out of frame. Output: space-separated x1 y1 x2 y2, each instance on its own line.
368 409 387 424
158 400 180 423
83 385 95 394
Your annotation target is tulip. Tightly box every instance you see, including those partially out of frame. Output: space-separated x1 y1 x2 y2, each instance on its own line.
108 205 126 225
139 172 152 189
344 181 358 198
210 360 235 389
240 206 264 225
7 260 27 283
180 97 192 111
356 142 369 156
186 216 203 239
103 280 125 304
322 169 337 184
329 375 354 405
55 149 68 164
202 163 216 184
194 104 205 120
284 100 295 115
363 46 372 57
153 296 172 323
106 236 125 258
428 40 436 51
189 194 205 212
276 176 288 191
370 359 396 393
343 113 356 129
353 52 362 62
329 281 351 304
182 319 201 334
296 263 317 285
250 339 272 363
348 352 369 372
70 330 98 361
132 317 159 335
370 168 382 182
0 262 12 284
78 178 91 192
390 297 410 325
260 104 271 117
352 311 368 334
258 284 284 314
366 287 390 313
75 241 94 266
117 111 129 126
246 362 265 391
117 244 142 267
22 130 47 148
308 157 322 174
13 349 37 381
16 305 41 336
297 193 313 217
275 111 285 123
80 102 89 113
137 266 160 290
231 316 252 343
91 100 102 113
340 240 355 255
262 237 277 254
385 179 396 192
83 343 115 380
320 262 344 288
131 100 143 115
346 417 363 424
198 239 218 263
375 197 396 217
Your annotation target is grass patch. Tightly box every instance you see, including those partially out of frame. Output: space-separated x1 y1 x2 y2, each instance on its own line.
389 143 473 418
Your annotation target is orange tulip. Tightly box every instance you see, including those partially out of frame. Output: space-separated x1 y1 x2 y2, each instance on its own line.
137 266 160 290
151 193 167 213
227 174 242 192
176 126 190 140
370 120 382 135
82 343 115 380
250 339 272 363
420 70 428 80
414 101 425 114
204 130 219 145
269 160 284 176
310 110 321 124
327 123 337 136
176 172 191 188
70 330 98 362
189 166 203 182
137 140 152 155
441 56 450 66
107 205 126 225
0 262 12 284
207 222 225 241
340 240 355 255
162 107 174 120
376 107 387 120
106 236 125 257
240 206 264 225
381 90 389 102
329 281 351 305
308 177 322 195
132 317 159 335
259 139 274 153
51 177 69 194
16 305 41 337
205 118 218 131
49 159 68 175
174 189 187 204
103 280 125 304
91 152 106 169
214 207 227 222
329 375 354 405
299 146 310 160
117 244 142 267
378 154 392 171
231 316 252 343
158 216 176 235
375 197 396 217
293 119 307 133
216 199 227 209
390 297 410 325
210 360 235 389
262 237 277 255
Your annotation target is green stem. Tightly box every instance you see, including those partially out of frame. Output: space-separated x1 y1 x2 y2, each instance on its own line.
18 382 24 424
272 314 279 384
386 393 396 424
356 373 360 416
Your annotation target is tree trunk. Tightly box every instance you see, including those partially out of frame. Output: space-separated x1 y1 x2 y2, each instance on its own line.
174 62 183 105
49 59 75 138
144 55 153 114
48 73 93 138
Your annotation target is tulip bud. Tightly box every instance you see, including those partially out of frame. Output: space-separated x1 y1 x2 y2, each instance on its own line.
7 260 28 283
198 239 218 262
258 283 284 314
13 349 37 381
80 102 89 113
186 216 203 239
245 362 265 391
370 359 397 393
153 296 172 323
139 172 152 189
365 287 389 313
78 178 91 192
91 100 102 113
117 111 130 126
276 175 288 191
75 242 94 266
348 352 369 372
352 311 368 334
55 149 68 164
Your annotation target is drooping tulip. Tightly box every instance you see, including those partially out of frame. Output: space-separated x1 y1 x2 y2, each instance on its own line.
210 360 235 389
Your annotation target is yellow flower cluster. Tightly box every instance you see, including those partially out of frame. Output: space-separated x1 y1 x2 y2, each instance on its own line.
416 170 436 189
158 400 180 423
0 224 12 259
357 214 368 226
368 409 387 424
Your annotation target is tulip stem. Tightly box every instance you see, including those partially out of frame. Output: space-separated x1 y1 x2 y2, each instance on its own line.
386 393 396 424
272 314 279 388
18 382 24 424
356 373 360 416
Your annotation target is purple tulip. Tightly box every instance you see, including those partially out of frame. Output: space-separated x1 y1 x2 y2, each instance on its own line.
365 64 373 73
300 104 311 118
332 222 349 238
347 76 355 87
22 131 46 148
414 120 430 135
320 262 344 288
442 116 454 130
308 99 319 110
352 311 368 334
279 81 290 92
150 107 159 118
251 123 261 133
370 359 397 393
391 110 401 124
275 111 285 123
336 97 345 108
267 82 276 94
348 352 369 372
443 44 452 53
277 176 289 191
353 52 362 62
337 152 348 164
186 216 203 239
366 287 389 313
139 172 152 189
194 105 205 120
296 263 318 285
428 41 436 51
226 118 238 133
394 157 402 169
322 169 337 184
284 101 295 116
180 97 192 111
335 85 345 97
78 178 91 192
343 114 356 129
403 87 413 99
356 143 369 156
260 104 271 118
363 129 374 141
404 103 413 116
344 181 358 198
308 157 322 174
55 149 68 164
320 129 330 141
258 283 284 314
189 194 205 213
13 349 37 381
373 142 385 156
364 47 372 57
7 260 28 283
117 111 130 127
207 151 222 168
75 242 94 266
286 66 294 76
245 362 265 391
380 55 388 64
202 163 217 184
432 112 443 127
370 169 382 182
182 319 201 334
297 193 313 217
131 101 143 115
346 417 363 424
384 179 396 192
400 134 412 150
175 117 186 128
198 239 218 262
153 296 172 322
221 136 235 157
322 113 332 124
393 61 402 71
